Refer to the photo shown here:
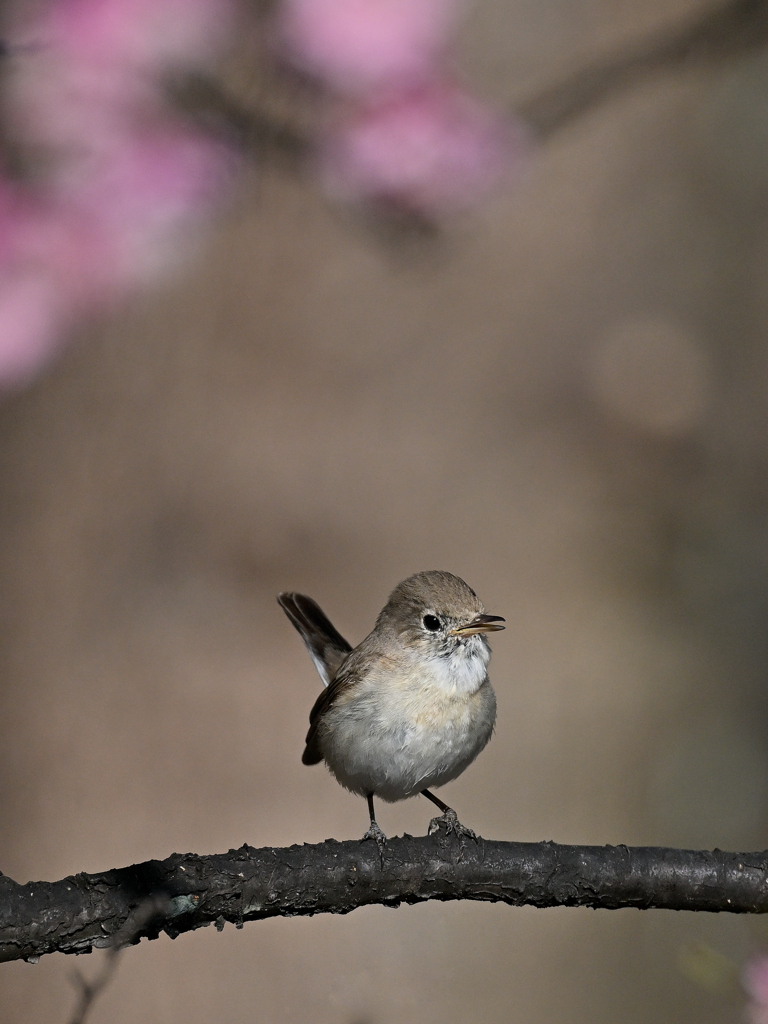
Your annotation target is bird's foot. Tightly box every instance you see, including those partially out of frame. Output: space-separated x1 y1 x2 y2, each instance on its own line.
361 820 388 860
428 809 477 842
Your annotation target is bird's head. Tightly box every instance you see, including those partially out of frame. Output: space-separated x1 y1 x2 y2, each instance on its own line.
377 570 504 662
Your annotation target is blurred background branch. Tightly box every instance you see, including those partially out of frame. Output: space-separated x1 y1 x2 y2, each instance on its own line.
176 0 768 165
64 897 169 1024
519 0 768 137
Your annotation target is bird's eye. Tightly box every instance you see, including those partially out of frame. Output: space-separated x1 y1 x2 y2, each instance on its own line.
422 614 441 632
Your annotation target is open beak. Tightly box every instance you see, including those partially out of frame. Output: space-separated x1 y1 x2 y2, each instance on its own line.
451 614 506 637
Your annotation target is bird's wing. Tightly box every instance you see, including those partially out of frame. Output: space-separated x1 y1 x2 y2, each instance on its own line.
302 654 364 765
277 592 353 688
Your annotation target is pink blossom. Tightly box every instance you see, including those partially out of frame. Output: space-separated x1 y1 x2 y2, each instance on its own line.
271 0 522 219
51 130 236 285
0 272 68 386
8 56 154 156
276 0 458 94
0 0 239 388
39 0 233 70
0 0 518 389
318 83 524 217
744 957 768 1024
745 957 768 1005
749 1005 768 1024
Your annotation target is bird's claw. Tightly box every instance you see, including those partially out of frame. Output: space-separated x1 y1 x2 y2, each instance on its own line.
428 809 478 842
361 821 388 861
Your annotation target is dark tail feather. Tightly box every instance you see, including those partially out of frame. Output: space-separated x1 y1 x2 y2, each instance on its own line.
277 592 352 686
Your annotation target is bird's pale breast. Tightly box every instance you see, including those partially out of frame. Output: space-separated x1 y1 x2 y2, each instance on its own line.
317 659 497 802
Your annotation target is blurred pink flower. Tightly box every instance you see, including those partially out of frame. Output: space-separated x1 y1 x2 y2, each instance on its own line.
272 0 522 219
0 0 239 388
41 0 233 69
0 272 67 385
276 0 458 94
318 83 524 217
744 957 768 1024
0 0 519 389
52 130 237 284
746 957 768 1002
8 54 154 154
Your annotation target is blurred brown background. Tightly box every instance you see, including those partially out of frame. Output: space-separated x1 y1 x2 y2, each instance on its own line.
4 0 768 1020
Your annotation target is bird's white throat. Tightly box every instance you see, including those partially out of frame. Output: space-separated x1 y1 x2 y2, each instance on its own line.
423 640 490 695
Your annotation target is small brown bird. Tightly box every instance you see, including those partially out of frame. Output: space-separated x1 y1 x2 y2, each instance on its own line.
278 570 504 847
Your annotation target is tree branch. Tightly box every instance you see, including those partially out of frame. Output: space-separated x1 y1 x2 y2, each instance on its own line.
518 0 768 138
2 829 768 964
174 0 768 168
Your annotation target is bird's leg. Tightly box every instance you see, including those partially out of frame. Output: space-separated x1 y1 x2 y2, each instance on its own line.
361 793 387 858
422 789 478 841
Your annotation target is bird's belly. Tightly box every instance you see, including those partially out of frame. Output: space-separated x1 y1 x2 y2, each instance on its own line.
318 681 496 802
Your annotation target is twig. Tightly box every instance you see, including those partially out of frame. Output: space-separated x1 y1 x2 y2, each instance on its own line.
167 0 768 168
1 829 767 966
518 0 768 138
65 897 169 1024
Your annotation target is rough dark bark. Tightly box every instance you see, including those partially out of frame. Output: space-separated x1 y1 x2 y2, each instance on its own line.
2 829 768 964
